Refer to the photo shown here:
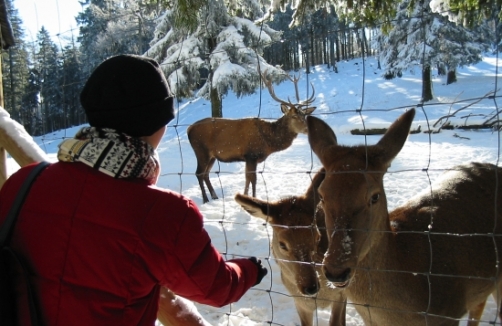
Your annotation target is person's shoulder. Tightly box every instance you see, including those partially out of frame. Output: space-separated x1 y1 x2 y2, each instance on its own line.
7 161 49 183
148 186 199 211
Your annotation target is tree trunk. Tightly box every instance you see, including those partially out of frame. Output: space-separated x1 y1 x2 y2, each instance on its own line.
294 40 300 70
323 33 327 65
210 83 222 118
207 36 221 118
437 63 446 76
310 26 315 68
446 69 457 85
362 29 369 57
421 65 434 102
364 30 370 56
335 32 340 63
8 49 17 121
329 35 336 71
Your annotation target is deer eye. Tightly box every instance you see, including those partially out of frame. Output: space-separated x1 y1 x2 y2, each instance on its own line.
279 242 288 251
370 193 380 205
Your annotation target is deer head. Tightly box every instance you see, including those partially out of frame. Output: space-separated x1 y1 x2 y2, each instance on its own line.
260 69 316 134
306 109 416 287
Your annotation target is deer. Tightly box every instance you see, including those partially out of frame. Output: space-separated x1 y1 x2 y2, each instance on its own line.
187 71 316 203
306 107 502 326
235 169 346 326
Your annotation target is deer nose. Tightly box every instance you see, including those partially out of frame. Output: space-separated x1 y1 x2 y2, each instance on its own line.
303 281 320 296
323 266 351 287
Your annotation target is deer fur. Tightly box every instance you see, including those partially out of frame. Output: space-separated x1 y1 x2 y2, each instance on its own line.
306 108 502 326
187 71 316 203
235 169 346 326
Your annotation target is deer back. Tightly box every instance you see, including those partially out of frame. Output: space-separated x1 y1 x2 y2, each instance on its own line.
188 107 314 163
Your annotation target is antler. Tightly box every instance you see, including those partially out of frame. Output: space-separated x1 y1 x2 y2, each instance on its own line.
260 69 316 107
285 73 316 107
260 69 291 106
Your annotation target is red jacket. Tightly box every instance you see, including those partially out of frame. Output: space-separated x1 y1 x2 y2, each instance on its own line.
0 162 258 325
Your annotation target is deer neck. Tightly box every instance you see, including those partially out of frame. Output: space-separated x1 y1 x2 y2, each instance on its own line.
358 211 400 269
349 225 431 323
265 118 298 150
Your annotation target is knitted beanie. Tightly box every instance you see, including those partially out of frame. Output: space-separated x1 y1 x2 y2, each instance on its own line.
80 54 175 137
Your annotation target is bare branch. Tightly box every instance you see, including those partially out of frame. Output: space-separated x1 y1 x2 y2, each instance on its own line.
432 90 497 129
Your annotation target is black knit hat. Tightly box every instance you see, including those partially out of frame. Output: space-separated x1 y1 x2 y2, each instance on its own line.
81 54 175 137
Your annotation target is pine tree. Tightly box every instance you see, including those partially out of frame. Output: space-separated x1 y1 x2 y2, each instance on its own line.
60 44 85 128
376 0 488 102
21 67 41 135
2 0 30 124
36 27 62 133
146 0 282 117
76 0 160 76
76 0 113 74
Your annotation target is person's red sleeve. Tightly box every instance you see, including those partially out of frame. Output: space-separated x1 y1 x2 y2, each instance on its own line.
162 200 258 307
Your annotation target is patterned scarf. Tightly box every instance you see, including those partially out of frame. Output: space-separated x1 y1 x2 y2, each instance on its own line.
58 127 160 184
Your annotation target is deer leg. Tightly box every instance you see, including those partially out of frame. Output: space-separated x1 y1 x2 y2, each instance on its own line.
466 300 486 326
195 162 210 204
293 298 314 326
244 160 258 197
329 291 347 326
203 158 218 200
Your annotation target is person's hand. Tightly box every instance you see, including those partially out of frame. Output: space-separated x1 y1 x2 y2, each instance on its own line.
248 257 267 286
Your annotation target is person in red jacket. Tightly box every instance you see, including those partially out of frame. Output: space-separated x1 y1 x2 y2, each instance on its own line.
0 54 267 325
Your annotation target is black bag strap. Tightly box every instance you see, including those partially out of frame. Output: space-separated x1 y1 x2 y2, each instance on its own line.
0 161 50 247
2 246 41 325
0 161 50 326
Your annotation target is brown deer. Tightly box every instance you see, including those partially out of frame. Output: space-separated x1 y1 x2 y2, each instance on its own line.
306 108 502 326
187 71 316 203
235 169 346 326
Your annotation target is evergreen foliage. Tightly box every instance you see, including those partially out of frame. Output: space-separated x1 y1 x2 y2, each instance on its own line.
36 27 63 133
0 0 498 132
2 0 30 125
376 0 490 101
146 0 283 117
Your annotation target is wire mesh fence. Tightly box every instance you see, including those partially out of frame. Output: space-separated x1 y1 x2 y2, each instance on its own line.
13 2 502 325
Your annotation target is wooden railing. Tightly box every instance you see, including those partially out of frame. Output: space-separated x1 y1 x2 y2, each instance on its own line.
0 106 49 188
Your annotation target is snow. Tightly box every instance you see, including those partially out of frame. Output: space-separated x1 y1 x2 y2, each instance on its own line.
7 54 502 325
0 108 48 164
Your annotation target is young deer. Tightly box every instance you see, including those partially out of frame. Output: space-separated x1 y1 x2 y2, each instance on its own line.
235 169 346 326
187 71 316 203
306 108 502 326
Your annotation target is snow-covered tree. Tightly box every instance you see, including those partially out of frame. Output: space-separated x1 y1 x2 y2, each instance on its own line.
3 0 30 125
145 0 283 117
376 0 488 102
77 0 161 75
36 27 63 133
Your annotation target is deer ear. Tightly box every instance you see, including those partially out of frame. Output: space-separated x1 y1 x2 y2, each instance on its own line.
280 104 290 114
307 116 338 167
234 193 275 223
377 108 416 165
303 106 316 115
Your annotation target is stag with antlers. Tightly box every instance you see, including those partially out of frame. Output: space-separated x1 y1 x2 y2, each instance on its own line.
187 70 316 203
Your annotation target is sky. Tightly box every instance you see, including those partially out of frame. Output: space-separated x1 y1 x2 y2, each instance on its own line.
15 0 82 43
3 53 502 325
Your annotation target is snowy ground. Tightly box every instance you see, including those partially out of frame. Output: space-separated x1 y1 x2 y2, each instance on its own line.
16 53 502 325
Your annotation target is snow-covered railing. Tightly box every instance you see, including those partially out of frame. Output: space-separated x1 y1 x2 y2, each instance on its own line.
0 106 49 188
